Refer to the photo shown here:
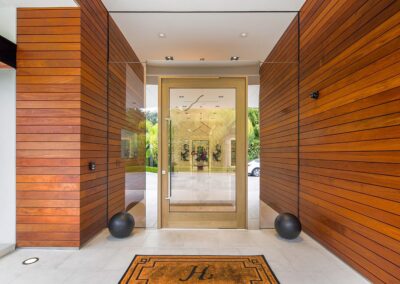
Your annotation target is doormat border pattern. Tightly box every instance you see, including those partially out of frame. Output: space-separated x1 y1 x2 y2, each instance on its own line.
119 255 280 284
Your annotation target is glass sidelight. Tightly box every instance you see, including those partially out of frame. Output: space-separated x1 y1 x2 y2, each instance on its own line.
107 62 146 227
160 77 247 229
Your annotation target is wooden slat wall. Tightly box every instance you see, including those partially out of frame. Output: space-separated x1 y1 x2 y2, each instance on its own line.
108 18 145 219
77 0 109 245
299 1 400 282
16 1 144 247
260 0 400 282
259 16 299 216
16 8 81 247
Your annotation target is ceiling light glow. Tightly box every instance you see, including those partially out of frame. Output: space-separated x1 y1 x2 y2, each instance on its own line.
240 32 248 37
158 33 166 38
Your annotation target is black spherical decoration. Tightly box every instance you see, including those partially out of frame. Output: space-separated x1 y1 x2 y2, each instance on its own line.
108 212 135 238
274 213 302 240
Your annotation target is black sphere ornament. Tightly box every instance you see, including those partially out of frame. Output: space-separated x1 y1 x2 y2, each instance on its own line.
274 213 302 240
108 212 135 238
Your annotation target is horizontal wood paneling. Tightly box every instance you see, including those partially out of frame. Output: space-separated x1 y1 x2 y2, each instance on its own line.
76 0 108 245
16 8 81 247
299 1 400 282
260 0 400 282
259 16 299 216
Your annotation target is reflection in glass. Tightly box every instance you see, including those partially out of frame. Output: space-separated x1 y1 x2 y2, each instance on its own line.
108 62 146 228
168 89 236 212
124 64 146 227
121 130 138 159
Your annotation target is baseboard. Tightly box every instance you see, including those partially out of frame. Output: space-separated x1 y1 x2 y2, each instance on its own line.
0 243 15 258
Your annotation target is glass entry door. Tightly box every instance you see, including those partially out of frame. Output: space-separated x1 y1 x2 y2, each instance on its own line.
160 77 247 228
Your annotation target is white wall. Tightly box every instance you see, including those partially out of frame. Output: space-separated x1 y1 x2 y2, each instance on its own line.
0 5 16 245
0 71 16 245
0 6 16 42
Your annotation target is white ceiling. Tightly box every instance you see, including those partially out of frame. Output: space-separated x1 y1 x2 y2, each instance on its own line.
103 0 304 65
109 12 299 64
102 0 304 12
0 0 77 7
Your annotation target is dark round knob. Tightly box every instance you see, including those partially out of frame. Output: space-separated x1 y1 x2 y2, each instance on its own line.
108 212 135 238
274 213 302 240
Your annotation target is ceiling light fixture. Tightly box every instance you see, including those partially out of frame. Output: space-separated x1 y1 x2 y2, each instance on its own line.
158 33 166 38
231 56 239 61
165 56 174 61
240 32 248 38
22 257 39 265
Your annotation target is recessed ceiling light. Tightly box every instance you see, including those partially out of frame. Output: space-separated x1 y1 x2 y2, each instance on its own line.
165 56 174 61
158 33 166 38
240 32 248 38
231 56 239 61
22 257 39 265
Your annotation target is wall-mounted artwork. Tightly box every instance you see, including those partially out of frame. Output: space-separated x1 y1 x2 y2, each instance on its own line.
213 144 222 162
181 143 190 161
121 129 138 159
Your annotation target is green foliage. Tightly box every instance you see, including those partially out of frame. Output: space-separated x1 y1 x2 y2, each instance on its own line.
248 108 260 161
146 166 158 173
145 111 158 125
146 111 158 167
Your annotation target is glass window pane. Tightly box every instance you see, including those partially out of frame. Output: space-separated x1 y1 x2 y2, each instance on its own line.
168 88 236 212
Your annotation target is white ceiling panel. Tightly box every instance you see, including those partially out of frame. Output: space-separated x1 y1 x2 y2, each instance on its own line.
110 12 298 63
102 0 304 12
0 0 77 7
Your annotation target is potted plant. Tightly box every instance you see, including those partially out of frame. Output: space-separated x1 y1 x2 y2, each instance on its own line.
195 146 208 170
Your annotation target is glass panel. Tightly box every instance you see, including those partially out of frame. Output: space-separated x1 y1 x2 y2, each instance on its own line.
107 62 146 227
168 88 236 212
259 15 299 228
145 83 158 228
123 63 146 227
248 83 261 229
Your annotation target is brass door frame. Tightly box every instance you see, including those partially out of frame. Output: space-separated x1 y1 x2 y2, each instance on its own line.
158 77 248 229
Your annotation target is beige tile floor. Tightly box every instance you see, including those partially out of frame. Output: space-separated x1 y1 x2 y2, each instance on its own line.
0 228 369 284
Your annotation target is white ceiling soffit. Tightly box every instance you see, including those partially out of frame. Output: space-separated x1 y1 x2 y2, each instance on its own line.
0 0 77 7
102 0 304 12
110 12 298 64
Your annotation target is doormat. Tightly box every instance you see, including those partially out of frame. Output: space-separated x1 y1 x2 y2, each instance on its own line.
120 255 279 283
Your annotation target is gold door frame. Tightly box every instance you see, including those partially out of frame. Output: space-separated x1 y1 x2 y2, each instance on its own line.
158 77 248 229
